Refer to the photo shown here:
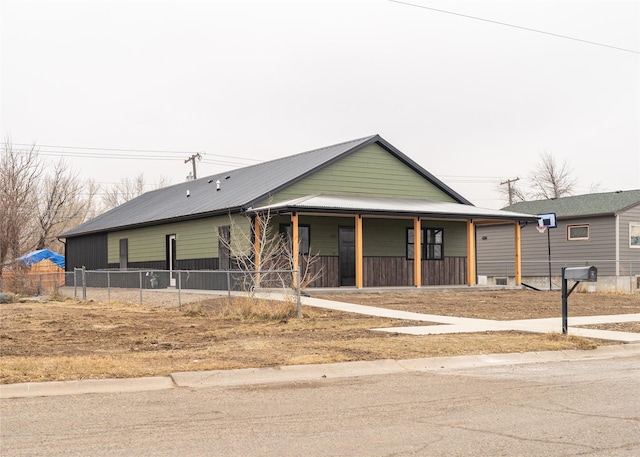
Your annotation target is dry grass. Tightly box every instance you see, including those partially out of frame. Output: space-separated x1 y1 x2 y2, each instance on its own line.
209 295 299 321
1 289 617 384
0 328 598 384
316 289 639 320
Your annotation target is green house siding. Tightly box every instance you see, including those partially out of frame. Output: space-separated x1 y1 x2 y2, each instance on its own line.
363 219 467 257
267 144 457 204
272 215 467 258
275 215 354 256
423 221 467 257
107 214 248 264
363 219 413 256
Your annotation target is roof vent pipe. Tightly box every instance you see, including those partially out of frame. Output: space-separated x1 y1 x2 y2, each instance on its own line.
216 180 221 191
186 190 190 198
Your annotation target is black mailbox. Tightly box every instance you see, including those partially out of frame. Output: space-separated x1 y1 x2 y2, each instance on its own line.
563 266 597 282
561 265 598 335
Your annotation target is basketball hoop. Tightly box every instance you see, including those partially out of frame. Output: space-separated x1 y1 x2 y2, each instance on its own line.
536 225 548 234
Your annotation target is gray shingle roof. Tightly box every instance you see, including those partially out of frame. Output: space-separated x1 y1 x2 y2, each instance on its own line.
503 190 640 218
60 135 470 237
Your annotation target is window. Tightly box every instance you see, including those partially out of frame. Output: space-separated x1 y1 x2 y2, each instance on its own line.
567 224 589 241
407 228 443 260
279 224 310 255
630 223 640 248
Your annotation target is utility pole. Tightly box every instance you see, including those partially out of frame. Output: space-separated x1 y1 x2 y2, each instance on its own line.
184 153 202 180
500 177 520 206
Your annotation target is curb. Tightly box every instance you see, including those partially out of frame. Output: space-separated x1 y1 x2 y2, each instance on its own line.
2 344 639 400
0 376 173 400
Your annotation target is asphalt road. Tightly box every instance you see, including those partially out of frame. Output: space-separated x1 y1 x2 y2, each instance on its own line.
2 354 639 456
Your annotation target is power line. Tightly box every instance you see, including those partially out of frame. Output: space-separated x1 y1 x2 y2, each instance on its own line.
10 143 201 155
10 143 262 167
34 151 184 160
389 0 640 55
11 143 262 162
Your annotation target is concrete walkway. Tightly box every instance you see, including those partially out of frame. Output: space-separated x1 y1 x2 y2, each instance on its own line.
295 295 640 343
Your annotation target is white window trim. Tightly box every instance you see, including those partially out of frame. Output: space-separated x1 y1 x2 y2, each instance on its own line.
630 222 640 248
567 224 590 241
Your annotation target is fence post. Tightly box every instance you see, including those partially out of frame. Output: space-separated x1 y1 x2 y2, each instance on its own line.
296 267 302 319
107 270 111 302
81 266 87 300
226 270 232 307
178 271 182 309
139 270 143 305
73 268 78 298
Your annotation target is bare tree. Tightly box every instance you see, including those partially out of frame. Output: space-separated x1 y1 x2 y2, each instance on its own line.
1 140 102 270
0 139 42 273
222 209 322 293
101 173 170 210
529 151 576 200
35 160 99 251
500 151 579 206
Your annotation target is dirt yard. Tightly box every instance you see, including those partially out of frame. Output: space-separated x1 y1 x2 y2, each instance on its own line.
316 289 639 320
1 289 638 384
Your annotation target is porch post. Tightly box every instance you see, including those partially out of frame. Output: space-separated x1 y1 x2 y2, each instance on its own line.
292 212 299 287
467 219 476 286
413 217 421 287
514 221 522 285
355 214 363 288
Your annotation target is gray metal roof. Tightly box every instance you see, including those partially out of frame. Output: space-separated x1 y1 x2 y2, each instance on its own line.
503 190 640 219
251 194 539 222
60 135 473 237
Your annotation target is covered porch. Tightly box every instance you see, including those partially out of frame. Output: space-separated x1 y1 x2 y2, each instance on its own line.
250 195 537 289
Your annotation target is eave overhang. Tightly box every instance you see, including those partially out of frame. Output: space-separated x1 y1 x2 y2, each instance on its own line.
247 195 538 223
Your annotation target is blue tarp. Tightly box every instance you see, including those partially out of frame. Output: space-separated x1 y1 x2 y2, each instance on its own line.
16 249 65 269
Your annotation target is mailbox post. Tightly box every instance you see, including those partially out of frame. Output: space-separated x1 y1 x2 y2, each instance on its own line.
561 266 598 334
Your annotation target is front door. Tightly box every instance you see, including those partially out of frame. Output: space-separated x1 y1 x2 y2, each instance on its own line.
167 234 177 287
339 227 355 286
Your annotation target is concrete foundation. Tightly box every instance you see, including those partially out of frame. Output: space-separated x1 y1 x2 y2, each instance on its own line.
486 275 639 293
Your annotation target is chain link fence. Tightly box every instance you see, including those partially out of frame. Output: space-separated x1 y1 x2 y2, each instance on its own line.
1 268 303 315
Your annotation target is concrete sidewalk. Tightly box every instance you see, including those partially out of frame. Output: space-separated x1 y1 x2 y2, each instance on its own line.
297 295 640 343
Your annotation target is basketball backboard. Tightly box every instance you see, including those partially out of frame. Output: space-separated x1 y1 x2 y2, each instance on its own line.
537 212 557 229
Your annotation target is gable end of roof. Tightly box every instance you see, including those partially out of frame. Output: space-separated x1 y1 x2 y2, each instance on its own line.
245 134 472 208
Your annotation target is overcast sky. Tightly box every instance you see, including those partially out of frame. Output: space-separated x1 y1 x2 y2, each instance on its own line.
1 0 638 209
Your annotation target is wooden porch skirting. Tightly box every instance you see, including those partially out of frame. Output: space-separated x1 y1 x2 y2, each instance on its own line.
303 256 468 288
421 257 467 286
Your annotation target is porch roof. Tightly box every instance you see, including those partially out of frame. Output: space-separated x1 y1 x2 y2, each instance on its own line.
249 194 538 222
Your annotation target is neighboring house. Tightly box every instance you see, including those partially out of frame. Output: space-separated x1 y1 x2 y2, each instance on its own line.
477 190 640 292
59 135 536 289
2 249 66 293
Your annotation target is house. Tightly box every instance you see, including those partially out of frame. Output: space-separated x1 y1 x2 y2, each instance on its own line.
59 135 537 289
476 190 640 292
